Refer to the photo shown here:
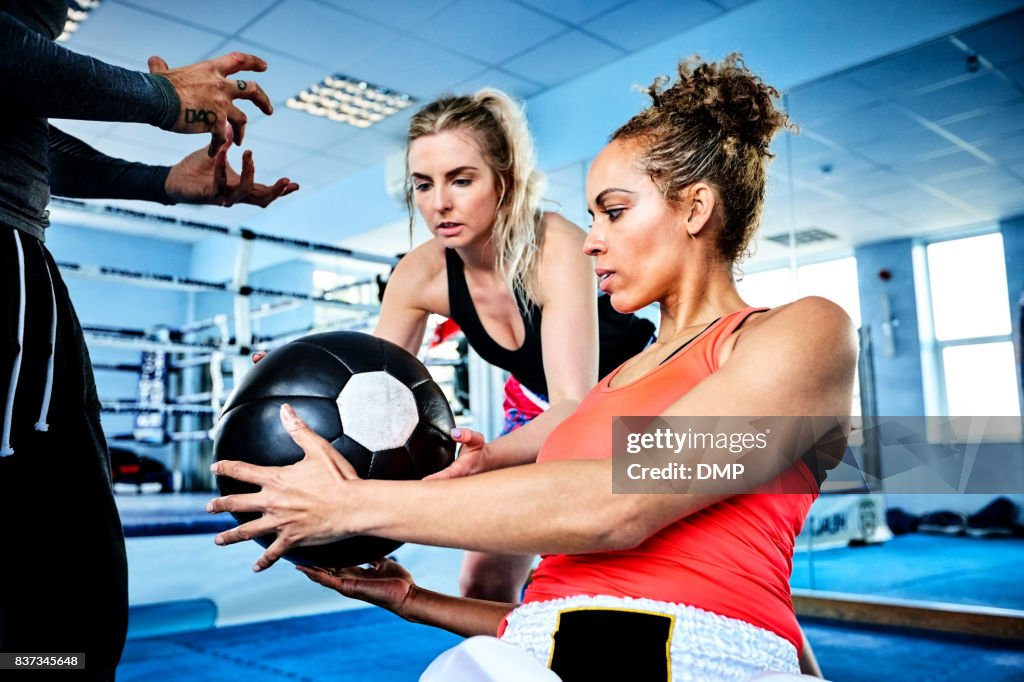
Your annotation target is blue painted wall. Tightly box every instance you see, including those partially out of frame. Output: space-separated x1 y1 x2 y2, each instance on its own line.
854 239 926 416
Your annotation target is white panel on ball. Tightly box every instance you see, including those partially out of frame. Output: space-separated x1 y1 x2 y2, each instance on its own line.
337 371 418 451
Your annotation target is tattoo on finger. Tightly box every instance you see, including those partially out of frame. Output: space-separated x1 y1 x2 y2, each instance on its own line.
237 80 248 91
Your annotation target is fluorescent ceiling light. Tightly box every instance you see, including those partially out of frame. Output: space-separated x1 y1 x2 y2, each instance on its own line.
58 0 101 42
287 74 415 128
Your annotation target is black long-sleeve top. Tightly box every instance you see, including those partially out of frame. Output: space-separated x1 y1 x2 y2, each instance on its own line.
1 2 180 241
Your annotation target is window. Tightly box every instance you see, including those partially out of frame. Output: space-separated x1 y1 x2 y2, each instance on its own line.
921 233 1021 430
737 257 862 417
737 256 861 327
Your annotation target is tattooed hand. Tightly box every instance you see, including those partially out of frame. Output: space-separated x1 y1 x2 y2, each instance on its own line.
148 52 273 156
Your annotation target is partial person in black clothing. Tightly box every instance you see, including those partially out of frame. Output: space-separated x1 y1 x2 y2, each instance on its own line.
0 2 297 679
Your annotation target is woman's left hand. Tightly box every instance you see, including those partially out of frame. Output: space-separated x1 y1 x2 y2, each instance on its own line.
207 403 361 572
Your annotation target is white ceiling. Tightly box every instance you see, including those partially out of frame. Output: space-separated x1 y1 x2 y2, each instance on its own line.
48 0 1024 275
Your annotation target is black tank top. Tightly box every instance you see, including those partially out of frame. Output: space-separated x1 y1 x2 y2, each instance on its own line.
445 248 655 396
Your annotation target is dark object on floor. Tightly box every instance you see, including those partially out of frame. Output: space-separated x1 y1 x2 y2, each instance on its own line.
886 507 919 535
110 446 173 493
966 497 1019 538
918 510 967 535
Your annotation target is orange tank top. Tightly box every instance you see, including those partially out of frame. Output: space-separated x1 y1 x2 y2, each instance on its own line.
520 307 817 651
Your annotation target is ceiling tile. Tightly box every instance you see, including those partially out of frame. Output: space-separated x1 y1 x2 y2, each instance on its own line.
832 171 918 200
516 0 623 23
346 37 487 100
855 128 957 166
898 72 1022 123
245 106 365 152
941 98 1024 143
319 0 454 31
211 39 337 108
789 153 878 189
892 148 991 181
277 153 363 189
955 11 1024 66
975 132 1024 166
240 0 399 70
583 0 722 52
847 39 972 98
928 167 1024 198
801 102 920 147
412 0 565 64
326 129 405 164
786 76 883 127
454 68 546 100
503 30 624 87
115 0 279 37
67 2 225 68
1000 58 1024 88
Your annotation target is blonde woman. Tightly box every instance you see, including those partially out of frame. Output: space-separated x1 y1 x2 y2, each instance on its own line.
376 90 653 601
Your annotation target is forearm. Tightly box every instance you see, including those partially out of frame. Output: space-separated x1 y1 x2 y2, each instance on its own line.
799 629 823 677
48 127 173 203
0 11 177 126
354 460 636 555
403 587 515 638
484 398 579 468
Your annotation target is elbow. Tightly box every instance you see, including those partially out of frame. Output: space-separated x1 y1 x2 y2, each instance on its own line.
577 498 651 552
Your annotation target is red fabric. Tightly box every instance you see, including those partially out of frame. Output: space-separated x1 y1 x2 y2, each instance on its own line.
519 307 817 651
429 318 462 348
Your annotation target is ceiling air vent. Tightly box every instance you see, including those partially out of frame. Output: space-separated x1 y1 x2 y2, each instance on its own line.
763 228 837 247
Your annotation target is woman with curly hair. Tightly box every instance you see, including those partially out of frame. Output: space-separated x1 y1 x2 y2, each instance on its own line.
212 54 855 681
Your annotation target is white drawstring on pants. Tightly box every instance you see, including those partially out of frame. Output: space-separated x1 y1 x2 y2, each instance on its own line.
1 230 26 456
34 255 57 432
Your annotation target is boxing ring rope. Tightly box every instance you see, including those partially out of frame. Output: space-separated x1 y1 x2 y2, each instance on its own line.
53 198 418 487
48 196 400 266
59 261 380 313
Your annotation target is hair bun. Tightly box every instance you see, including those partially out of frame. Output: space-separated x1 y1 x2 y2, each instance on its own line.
649 53 791 155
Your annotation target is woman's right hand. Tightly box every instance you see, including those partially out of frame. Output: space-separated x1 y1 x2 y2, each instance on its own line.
297 557 417 616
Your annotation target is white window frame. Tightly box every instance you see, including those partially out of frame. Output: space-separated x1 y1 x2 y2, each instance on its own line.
913 229 1022 440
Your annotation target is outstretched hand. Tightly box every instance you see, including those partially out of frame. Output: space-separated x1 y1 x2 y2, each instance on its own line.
165 130 298 208
297 557 417 616
148 51 273 154
208 403 361 572
423 427 490 480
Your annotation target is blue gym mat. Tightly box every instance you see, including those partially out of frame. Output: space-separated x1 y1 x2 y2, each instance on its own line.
791 534 1024 609
118 605 1024 681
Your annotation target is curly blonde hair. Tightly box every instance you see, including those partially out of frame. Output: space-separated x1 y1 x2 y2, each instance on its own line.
406 89 546 305
612 53 794 264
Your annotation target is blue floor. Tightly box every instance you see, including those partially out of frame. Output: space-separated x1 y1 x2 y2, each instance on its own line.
118 532 1024 680
120 608 462 682
791 534 1024 609
803 618 1024 682
119 607 1024 681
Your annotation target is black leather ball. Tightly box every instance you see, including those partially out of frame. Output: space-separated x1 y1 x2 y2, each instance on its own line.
213 331 456 567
